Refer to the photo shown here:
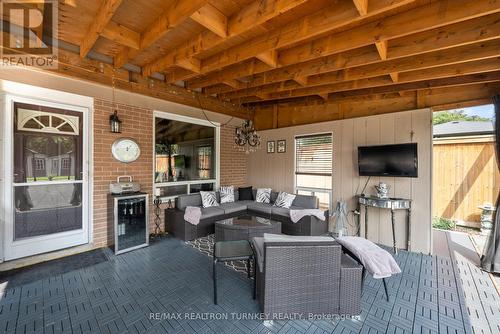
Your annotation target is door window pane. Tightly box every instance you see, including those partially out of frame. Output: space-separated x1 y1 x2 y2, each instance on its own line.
14 103 83 183
14 184 82 239
13 102 84 240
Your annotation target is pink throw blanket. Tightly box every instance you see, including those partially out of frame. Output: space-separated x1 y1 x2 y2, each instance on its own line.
184 206 202 225
289 209 326 223
336 236 401 279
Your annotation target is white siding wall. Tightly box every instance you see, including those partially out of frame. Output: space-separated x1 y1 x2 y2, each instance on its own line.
247 109 432 254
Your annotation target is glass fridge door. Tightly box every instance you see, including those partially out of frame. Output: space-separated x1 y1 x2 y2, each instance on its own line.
115 195 148 254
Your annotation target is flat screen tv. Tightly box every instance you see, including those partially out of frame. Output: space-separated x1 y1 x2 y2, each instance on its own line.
358 143 418 177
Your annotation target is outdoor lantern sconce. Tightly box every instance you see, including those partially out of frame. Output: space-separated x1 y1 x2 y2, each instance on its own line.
109 110 122 133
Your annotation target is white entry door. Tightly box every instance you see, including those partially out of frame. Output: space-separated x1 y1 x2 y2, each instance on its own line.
3 93 91 260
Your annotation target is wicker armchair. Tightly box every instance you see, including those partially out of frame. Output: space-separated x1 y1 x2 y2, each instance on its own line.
251 238 362 318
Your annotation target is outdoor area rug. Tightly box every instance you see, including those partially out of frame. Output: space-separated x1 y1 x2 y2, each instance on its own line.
185 234 253 275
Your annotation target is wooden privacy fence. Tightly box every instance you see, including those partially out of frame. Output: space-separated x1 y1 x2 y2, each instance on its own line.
433 135 500 223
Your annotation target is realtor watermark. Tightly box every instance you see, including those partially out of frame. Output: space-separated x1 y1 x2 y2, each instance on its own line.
1 0 58 69
149 312 361 322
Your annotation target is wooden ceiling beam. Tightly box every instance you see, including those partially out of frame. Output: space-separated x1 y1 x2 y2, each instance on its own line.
200 0 415 74
375 40 388 60
253 82 499 129
190 3 228 38
306 71 500 103
352 0 369 16
114 0 207 68
80 0 124 57
221 40 500 99
176 57 202 73
278 0 500 66
221 79 245 89
1 44 245 118
293 75 309 86
389 72 399 83
246 59 500 103
143 0 311 77
101 21 140 49
188 11 500 90
256 50 278 68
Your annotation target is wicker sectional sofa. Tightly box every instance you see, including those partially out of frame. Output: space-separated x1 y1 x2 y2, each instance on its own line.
165 189 329 241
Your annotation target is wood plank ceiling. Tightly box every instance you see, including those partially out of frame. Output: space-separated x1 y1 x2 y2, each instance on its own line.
4 0 500 128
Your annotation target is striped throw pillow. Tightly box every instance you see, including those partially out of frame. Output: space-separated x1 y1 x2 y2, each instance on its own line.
255 188 272 203
200 191 219 208
220 186 235 203
273 192 296 208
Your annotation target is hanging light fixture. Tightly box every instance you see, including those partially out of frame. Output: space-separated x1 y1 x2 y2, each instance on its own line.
109 70 122 133
234 119 260 154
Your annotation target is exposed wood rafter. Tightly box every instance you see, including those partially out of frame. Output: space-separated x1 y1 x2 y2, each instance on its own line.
143 0 311 77
256 50 278 68
114 0 207 68
389 72 399 83
187 3 500 91
80 0 124 57
352 0 368 16
101 21 140 49
375 40 388 60
190 4 227 38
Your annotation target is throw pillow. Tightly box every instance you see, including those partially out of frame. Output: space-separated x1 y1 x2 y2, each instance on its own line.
255 188 272 203
238 186 254 201
200 191 219 208
273 192 296 208
219 186 235 203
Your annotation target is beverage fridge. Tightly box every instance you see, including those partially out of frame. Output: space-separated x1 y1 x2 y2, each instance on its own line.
110 192 149 254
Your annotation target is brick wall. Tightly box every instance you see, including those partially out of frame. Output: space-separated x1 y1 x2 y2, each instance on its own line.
92 100 247 247
93 99 154 247
220 125 248 187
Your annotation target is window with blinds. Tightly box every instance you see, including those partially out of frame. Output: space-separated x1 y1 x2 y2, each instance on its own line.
295 133 333 176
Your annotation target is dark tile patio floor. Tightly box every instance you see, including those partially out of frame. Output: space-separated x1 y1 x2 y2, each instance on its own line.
0 235 498 334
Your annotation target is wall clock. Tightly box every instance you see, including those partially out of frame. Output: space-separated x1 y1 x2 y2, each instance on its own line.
111 138 141 163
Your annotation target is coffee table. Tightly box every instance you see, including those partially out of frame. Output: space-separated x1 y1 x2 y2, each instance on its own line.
215 215 281 242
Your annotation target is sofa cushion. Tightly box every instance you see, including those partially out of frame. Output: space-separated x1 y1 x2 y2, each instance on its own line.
247 202 272 215
220 202 247 215
201 207 225 219
292 194 318 209
176 193 202 210
238 186 254 200
252 234 336 272
271 207 290 219
263 233 334 243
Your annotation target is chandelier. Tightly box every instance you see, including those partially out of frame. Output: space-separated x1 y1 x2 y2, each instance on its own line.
234 120 261 154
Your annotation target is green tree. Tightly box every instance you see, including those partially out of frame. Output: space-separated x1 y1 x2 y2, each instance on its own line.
433 110 491 125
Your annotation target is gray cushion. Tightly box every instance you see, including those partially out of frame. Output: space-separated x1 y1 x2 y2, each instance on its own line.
236 200 254 206
263 233 334 242
292 194 318 209
220 202 247 214
271 207 290 219
177 194 202 210
247 202 272 215
200 207 225 219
